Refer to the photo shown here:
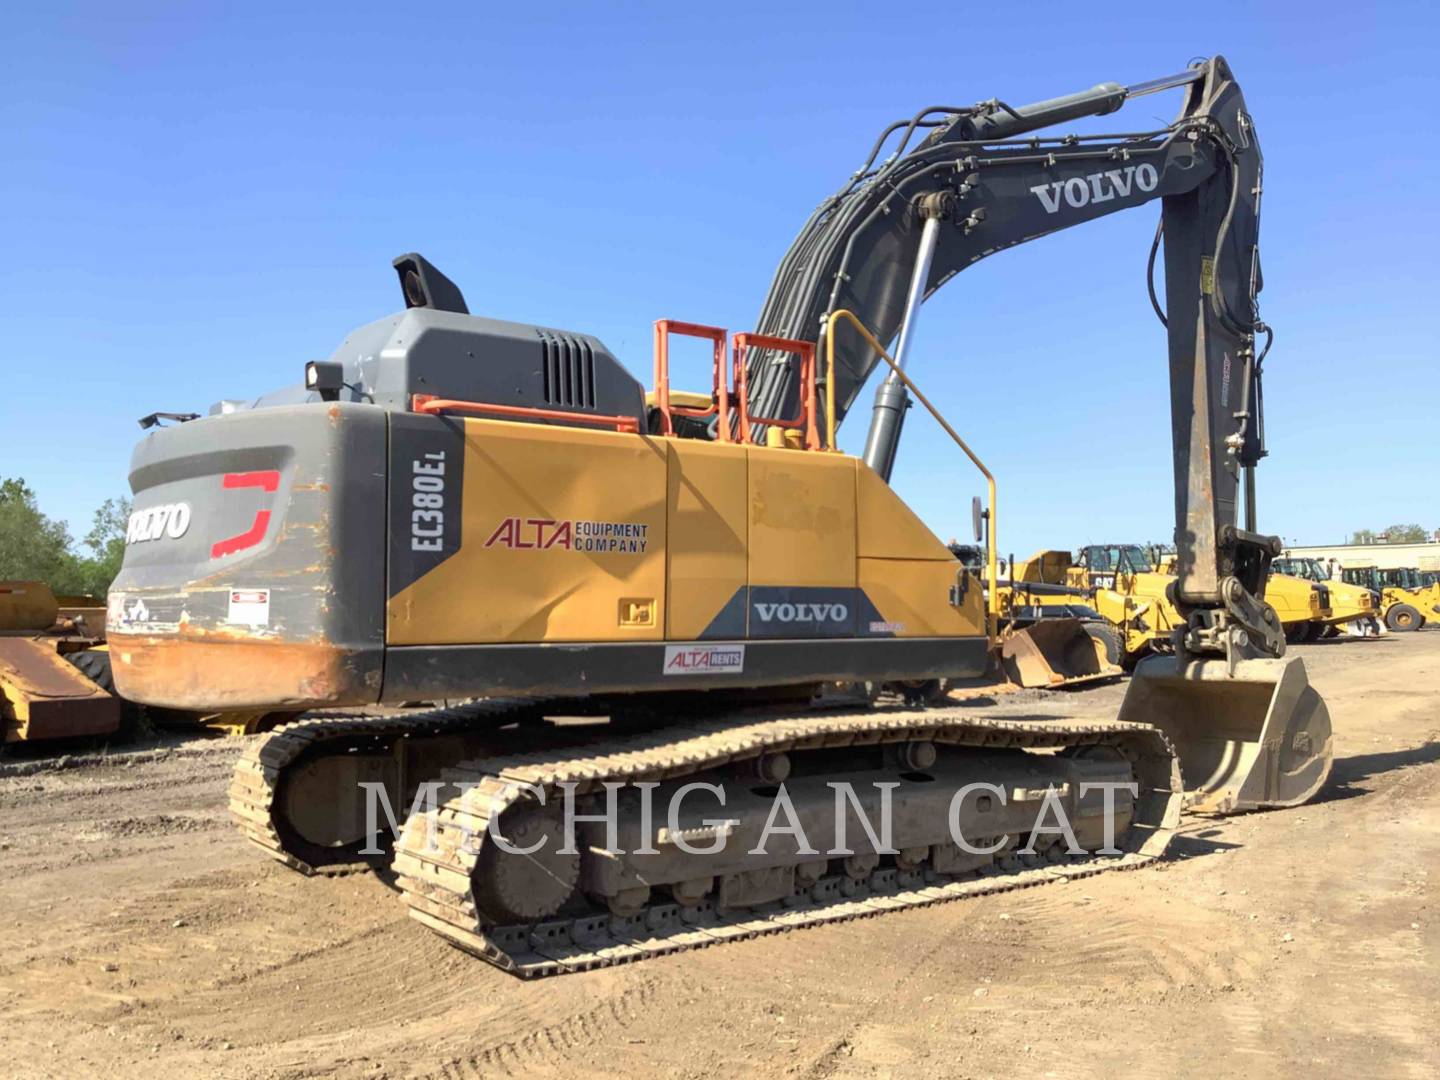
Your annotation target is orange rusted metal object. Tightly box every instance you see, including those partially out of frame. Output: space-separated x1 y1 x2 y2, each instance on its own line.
0 638 120 740
107 629 373 711
731 332 820 450
411 394 641 433
652 319 731 441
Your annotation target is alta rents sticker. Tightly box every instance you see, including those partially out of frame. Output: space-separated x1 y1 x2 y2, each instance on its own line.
663 644 745 675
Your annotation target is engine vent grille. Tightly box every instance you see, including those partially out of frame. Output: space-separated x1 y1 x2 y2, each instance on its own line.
537 329 596 410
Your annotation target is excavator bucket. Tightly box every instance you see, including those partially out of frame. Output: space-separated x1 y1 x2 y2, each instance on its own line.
1117 654 1332 814
1000 619 1122 689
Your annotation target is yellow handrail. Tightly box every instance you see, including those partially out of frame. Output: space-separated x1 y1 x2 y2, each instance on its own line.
825 309 1000 641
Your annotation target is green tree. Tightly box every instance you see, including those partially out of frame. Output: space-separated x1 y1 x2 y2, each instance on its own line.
1349 528 1376 544
1380 523 1428 544
0 478 131 597
79 497 131 594
0 477 74 584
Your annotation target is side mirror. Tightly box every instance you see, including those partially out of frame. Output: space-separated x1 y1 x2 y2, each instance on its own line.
971 495 983 542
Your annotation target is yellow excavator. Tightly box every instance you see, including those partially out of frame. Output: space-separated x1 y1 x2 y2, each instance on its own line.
107 57 1332 975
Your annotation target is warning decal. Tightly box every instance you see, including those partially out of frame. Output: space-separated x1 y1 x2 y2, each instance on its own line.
227 589 271 627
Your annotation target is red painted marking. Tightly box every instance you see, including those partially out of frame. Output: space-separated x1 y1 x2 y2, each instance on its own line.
222 470 280 493
211 510 272 559
210 470 281 559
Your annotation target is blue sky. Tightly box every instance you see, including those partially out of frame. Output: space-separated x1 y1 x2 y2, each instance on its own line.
3 1 1435 555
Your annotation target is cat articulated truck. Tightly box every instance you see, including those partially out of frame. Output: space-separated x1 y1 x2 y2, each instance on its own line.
107 57 1331 976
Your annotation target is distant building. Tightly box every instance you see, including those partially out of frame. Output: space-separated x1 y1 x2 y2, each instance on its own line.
1281 540 1440 577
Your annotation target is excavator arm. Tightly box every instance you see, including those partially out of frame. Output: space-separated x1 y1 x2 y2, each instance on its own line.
749 57 1330 811
750 56 1280 663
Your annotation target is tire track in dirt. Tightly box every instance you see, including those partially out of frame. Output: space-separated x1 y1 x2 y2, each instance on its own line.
418 976 661 1080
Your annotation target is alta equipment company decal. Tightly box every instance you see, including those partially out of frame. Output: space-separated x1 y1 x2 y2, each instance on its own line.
663 644 745 675
484 517 649 554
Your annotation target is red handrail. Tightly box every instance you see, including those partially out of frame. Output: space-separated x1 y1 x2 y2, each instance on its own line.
652 319 731 442
731 332 820 450
411 394 641 433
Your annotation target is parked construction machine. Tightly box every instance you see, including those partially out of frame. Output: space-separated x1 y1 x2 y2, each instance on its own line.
1069 544 1185 663
1149 547 1336 642
1383 568 1440 626
1 582 121 743
948 541 1122 688
107 57 1332 976
1271 573 1333 642
1341 566 1434 631
1011 543 1324 660
1271 556 1382 637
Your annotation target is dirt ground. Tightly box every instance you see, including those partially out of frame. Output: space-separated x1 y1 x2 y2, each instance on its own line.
1 632 1435 1080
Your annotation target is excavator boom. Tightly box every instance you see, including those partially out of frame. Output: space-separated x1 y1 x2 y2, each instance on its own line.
748 56 1330 810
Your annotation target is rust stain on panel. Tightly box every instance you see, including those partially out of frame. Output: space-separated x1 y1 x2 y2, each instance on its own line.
108 629 373 710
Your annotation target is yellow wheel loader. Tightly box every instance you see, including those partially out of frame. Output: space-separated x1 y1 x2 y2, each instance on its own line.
1417 573 1440 618
1068 544 1186 665
1272 556 1381 638
0 582 122 744
108 58 1331 976
1383 568 1440 627
1341 566 1435 631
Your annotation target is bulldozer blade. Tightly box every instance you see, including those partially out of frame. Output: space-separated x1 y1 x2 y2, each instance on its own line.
1001 619 1122 689
1117 654 1332 814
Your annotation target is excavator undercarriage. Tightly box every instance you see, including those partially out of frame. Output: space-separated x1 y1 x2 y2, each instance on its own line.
232 701 1178 976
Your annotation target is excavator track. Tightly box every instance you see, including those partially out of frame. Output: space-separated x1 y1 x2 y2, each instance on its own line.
384 708 1181 977
229 701 536 874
